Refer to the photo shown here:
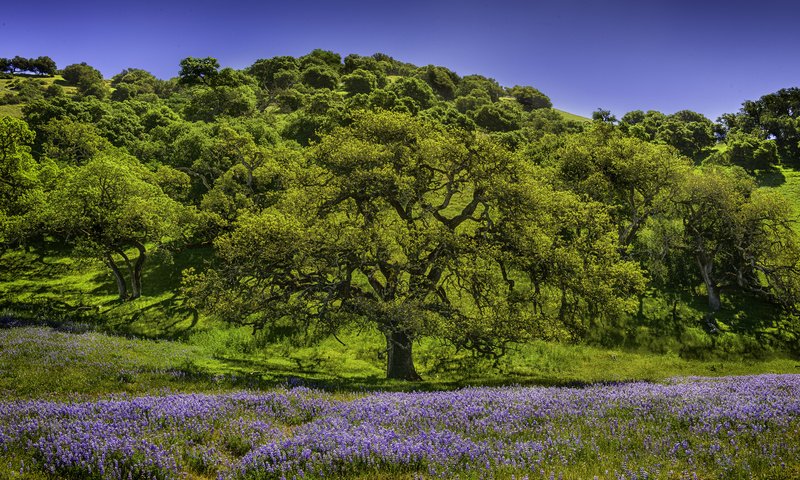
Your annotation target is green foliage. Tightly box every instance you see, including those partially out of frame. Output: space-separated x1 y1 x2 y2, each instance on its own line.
470 101 522 131
183 85 257 121
508 85 552 111
44 150 194 299
656 110 715 160
456 74 504 102
301 65 339 90
386 76 436 113
620 108 715 159
342 68 378 96
416 65 459 100
186 111 645 380
1 55 56 75
0 116 49 244
61 62 109 99
40 117 111 163
720 88 800 162
248 56 300 90
545 125 691 249
708 131 780 172
178 56 220 86
300 49 342 71
110 68 159 100
676 165 800 315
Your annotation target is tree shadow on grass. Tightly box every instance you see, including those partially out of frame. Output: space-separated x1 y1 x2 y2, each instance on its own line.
754 167 786 187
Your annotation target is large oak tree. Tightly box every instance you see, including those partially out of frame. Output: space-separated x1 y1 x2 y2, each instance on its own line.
186 111 643 380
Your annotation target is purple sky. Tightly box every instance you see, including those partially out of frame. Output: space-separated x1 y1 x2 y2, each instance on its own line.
3 0 798 120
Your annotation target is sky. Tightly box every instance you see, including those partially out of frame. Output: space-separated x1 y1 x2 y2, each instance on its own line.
3 0 799 120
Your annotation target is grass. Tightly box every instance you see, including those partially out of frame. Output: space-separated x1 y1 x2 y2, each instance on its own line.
0 74 79 118
2 319 798 401
758 165 800 221
554 108 591 123
0 104 23 117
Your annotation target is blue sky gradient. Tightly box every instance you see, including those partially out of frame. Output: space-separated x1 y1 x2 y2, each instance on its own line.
3 0 798 120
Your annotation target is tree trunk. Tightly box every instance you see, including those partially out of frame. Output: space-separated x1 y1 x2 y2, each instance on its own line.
695 255 721 312
385 330 421 381
706 283 721 312
105 254 128 300
130 242 147 299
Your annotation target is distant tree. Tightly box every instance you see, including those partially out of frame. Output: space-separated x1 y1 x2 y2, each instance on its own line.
454 90 491 114
343 54 383 75
342 69 377 96
546 126 691 250
31 56 57 76
0 117 49 246
592 108 617 124
274 88 306 113
110 68 158 100
675 166 800 319
248 56 300 90
301 65 339 90
183 85 257 122
299 49 342 71
470 101 522 132
387 77 436 113
707 132 780 173
508 85 552 111
61 63 109 99
178 57 220 86
40 117 111 164
734 88 800 160
61 63 93 85
416 65 459 101
211 68 256 88
726 132 780 172
456 75 504 102
622 110 667 141
0 58 11 74
418 104 476 131
655 110 715 159
10 56 31 74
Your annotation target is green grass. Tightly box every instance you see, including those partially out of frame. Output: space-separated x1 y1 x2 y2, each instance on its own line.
0 104 23 117
3 320 798 401
758 165 800 221
0 74 79 118
0 242 211 338
554 108 591 123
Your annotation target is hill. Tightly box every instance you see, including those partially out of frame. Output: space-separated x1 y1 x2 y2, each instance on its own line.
0 49 799 385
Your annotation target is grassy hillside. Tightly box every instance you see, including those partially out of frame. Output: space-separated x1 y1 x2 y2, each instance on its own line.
0 74 79 117
554 108 590 123
759 165 800 221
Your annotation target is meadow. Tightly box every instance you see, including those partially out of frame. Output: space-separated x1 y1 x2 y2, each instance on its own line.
0 325 799 479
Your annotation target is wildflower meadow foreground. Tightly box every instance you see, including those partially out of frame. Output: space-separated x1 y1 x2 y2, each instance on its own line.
1 374 798 479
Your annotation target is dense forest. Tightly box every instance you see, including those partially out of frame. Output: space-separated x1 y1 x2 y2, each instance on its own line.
1 50 799 380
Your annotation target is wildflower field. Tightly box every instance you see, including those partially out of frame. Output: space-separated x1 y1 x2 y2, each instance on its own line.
1 374 799 479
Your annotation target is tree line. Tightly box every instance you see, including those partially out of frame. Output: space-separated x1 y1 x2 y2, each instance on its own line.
1 50 799 379
0 56 57 76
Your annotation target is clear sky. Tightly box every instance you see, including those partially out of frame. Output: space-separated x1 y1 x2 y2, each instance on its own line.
3 0 798 120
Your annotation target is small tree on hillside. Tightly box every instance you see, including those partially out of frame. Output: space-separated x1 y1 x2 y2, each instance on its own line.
46 151 193 300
